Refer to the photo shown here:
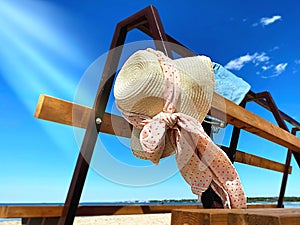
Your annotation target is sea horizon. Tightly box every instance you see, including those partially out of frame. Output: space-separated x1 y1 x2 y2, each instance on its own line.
1 196 300 206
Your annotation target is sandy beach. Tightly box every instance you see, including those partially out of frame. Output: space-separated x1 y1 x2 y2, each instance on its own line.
0 213 172 225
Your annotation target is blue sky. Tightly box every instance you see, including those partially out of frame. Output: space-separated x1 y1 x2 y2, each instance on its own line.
1 0 300 203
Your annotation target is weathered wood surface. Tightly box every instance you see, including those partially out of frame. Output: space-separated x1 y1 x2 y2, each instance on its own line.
228 208 300 225
34 94 130 137
0 204 276 218
221 147 292 174
211 93 300 153
34 94 293 173
171 208 300 225
0 205 201 218
171 209 231 225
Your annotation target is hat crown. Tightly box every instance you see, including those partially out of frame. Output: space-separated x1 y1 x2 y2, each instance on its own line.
114 49 214 122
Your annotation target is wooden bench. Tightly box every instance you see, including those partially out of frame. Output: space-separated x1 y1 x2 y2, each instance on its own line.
10 5 299 225
32 92 299 225
171 208 300 225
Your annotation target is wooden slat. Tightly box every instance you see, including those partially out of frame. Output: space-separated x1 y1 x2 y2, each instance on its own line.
34 94 293 173
171 208 300 225
0 205 202 218
228 208 300 225
221 147 292 174
35 94 300 153
171 209 232 225
34 94 90 129
34 94 130 137
0 204 276 219
235 151 292 174
211 93 300 153
0 206 62 218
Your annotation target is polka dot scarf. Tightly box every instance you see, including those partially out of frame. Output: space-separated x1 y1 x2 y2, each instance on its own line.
118 48 247 208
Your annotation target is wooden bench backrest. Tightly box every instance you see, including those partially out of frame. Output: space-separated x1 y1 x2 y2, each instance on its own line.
35 94 296 173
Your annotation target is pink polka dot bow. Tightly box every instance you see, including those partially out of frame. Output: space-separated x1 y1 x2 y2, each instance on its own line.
118 48 247 209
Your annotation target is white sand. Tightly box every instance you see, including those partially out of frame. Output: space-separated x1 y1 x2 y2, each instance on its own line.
0 213 172 225
0 222 19 225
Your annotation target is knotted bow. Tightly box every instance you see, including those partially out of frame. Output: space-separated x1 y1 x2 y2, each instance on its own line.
118 48 247 208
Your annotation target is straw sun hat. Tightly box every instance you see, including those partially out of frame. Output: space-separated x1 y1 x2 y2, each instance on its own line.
114 48 214 160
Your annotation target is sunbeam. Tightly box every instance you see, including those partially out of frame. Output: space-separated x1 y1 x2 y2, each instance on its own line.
0 0 87 158
0 0 85 66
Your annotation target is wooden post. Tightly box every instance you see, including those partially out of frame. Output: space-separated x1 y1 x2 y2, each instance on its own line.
277 128 299 208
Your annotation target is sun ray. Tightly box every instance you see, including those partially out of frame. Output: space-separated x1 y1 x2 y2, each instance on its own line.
0 0 87 159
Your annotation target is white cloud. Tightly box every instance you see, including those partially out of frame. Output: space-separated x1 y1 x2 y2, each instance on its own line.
252 15 282 27
225 52 289 79
295 59 300 64
260 15 282 26
261 63 288 78
262 65 273 71
225 54 254 70
225 52 270 70
255 53 269 62
274 63 288 75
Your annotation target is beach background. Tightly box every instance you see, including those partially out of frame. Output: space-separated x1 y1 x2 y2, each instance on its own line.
1 201 300 225
0 214 172 225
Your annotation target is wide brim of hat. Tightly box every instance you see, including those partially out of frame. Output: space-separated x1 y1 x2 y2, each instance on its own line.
114 49 214 160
